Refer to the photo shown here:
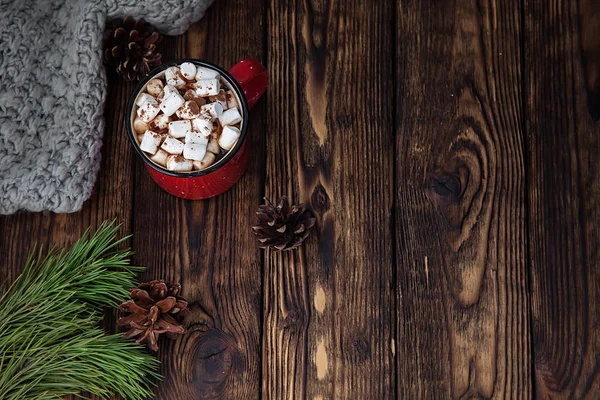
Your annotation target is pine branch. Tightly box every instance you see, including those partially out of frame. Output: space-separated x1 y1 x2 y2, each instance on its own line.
0 221 160 400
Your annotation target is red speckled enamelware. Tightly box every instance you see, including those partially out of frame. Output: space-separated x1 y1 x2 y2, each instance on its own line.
126 58 268 199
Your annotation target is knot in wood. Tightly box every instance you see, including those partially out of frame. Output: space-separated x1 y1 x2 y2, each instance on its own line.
283 309 304 330
191 329 240 392
347 337 370 362
311 182 331 216
425 174 461 201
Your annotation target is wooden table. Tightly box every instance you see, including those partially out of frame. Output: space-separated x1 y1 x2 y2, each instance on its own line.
1 0 599 398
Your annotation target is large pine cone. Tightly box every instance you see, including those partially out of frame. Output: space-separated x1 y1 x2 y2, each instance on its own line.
252 196 316 251
103 16 162 81
118 280 190 351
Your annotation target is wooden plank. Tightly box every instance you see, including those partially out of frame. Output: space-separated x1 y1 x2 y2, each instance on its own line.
525 0 600 397
130 1 267 398
264 0 395 398
395 0 531 398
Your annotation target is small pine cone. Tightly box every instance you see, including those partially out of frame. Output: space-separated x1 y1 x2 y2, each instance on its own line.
117 279 190 351
103 16 162 81
252 196 316 251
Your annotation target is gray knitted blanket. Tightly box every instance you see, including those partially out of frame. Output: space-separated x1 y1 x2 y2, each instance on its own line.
0 0 214 214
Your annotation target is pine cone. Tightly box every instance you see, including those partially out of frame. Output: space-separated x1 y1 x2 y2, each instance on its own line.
103 16 162 81
117 280 190 351
252 196 316 251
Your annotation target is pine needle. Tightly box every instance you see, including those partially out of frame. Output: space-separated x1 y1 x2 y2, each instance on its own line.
0 221 161 400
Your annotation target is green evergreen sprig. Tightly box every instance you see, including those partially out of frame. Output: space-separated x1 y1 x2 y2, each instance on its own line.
0 221 160 400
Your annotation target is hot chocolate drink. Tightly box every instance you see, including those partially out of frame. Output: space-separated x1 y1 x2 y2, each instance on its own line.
132 62 244 172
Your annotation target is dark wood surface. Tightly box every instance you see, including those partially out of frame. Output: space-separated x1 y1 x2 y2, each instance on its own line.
525 0 600 398
0 0 599 398
395 0 531 398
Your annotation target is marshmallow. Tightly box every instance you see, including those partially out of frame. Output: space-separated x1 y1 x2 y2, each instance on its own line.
218 108 242 126
137 134 144 144
168 120 192 139
195 66 220 81
180 62 197 80
192 116 213 137
200 102 224 119
209 90 228 109
136 93 156 107
166 155 193 172
210 121 222 137
161 137 185 155
133 117 149 135
183 142 207 161
149 113 171 132
225 91 238 109
185 130 209 145
207 134 220 154
139 130 163 154
184 90 206 104
183 90 207 109
176 100 201 120
160 92 185 117
146 79 164 97
165 66 186 88
201 151 217 168
192 152 217 170
137 100 160 123
165 67 179 79
168 77 187 89
193 79 220 97
158 84 179 102
219 126 240 151
150 149 169 167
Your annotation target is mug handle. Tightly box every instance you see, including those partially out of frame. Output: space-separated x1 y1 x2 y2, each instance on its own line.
229 59 268 109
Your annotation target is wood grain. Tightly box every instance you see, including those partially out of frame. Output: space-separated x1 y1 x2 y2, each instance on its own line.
130 1 267 399
395 0 531 398
263 0 395 398
3 1 600 399
525 0 600 397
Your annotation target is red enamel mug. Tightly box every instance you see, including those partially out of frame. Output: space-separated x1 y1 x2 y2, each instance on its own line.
126 58 268 199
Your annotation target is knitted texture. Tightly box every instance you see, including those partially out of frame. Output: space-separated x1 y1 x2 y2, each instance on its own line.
0 0 214 214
